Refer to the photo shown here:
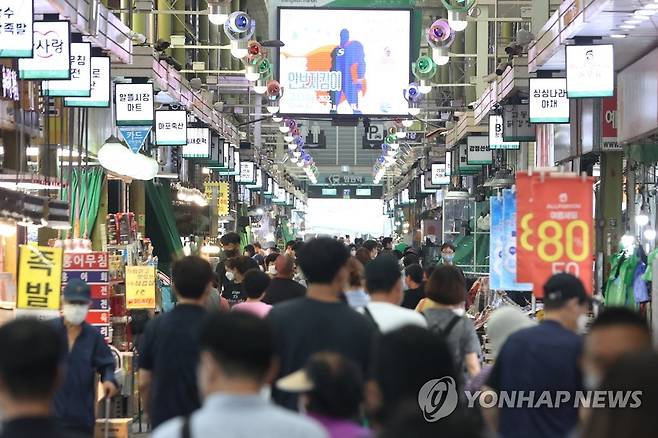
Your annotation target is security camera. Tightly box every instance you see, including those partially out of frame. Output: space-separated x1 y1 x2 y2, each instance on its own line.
154 38 170 52
224 11 255 40
213 101 225 112
504 43 524 57
190 77 203 91
495 60 511 76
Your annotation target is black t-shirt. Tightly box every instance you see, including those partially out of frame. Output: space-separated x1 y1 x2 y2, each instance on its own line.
401 285 424 310
263 278 307 305
138 304 206 428
0 417 87 438
267 297 376 410
487 320 583 438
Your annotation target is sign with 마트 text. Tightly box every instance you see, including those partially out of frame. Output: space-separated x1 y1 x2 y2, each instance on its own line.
115 83 154 126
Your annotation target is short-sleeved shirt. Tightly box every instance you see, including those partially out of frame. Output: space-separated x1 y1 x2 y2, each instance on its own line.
232 301 272 318
422 308 482 386
138 304 206 428
263 278 307 305
267 297 375 410
487 320 583 438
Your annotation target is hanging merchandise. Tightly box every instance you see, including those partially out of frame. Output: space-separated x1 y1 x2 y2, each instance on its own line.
518 172 594 297
501 189 532 291
604 249 639 308
489 196 503 290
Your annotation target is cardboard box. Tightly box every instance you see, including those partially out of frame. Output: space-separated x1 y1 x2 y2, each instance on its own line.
94 418 132 438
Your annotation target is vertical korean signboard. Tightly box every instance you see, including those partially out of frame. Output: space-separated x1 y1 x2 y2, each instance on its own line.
115 83 154 126
155 110 187 146
0 0 34 58
489 114 520 150
43 42 91 97
218 182 230 216
63 252 110 338
17 246 63 318
126 266 156 309
65 56 110 107
19 20 71 79
517 172 594 297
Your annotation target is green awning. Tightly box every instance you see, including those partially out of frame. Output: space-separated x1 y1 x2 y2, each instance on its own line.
146 181 184 271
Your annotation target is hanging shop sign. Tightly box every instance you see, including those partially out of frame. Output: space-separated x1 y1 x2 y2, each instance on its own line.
489 114 520 149
16 245 63 311
517 172 594 297
566 44 614 98
239 161 256 185
0 0 34 58
126 266 156 309
501 189 532 291
601 95 620 151
489 195 504 290
182 127 211 158
42 42 91 97
326 174 365 185
119 126 151 153
515 172 536 284
529 78 569 124
218 182 230 216
247 167 263 190
362 123 386 149
19 20 71 80
204 131 222 167
466 136 492 165
63 252 110 339
115 83 154 126
1 65 19 101
457 144 481 174
64 56 110 107
430 162 449 186
502 104 535 142
155 110 187 146
264 177 274 197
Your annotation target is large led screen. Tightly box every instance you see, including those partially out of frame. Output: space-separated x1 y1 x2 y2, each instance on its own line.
278 8 411 116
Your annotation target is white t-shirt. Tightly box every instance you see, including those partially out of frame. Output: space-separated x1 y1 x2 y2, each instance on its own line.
361 301 427 333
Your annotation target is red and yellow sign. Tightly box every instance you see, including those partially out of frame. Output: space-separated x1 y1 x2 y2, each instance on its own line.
17 245 63 310
126 266 156 309
517 173 594 297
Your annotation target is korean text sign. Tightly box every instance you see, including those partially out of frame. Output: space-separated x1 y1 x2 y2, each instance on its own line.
19 20 71 80
517 173 594 297
566 44 614 98
126 266 156 309
155 110 187 146
115 83 154 126
17 245 63 310
529 78 569 124
183 127 211 158
0 0 33 58
43 42 91 97
65 56 110 107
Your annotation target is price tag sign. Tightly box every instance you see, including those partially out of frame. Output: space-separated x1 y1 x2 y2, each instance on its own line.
126 266 156 309
19 20 71 79
518 174 594 297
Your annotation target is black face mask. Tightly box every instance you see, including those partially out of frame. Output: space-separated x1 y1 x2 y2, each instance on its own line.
224 249 239 258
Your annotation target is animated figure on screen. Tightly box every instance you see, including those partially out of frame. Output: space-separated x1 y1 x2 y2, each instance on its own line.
330 29 366 114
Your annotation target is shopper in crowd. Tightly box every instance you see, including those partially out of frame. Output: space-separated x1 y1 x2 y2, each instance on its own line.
421 265 481 386
153 312 327 438
582 351 658 438
354 237 364 247
423 265 435 282
362 240 379 259
439 242 456 265
253 242 266 266
263 255 307 305
402 253 419 268
348 244 357 257
366 325 456 430
216 232 241 300
581 307 652 391
243 244 256 258
139 256 213 429
379 401 482 438
467 306 536 393
400 264 424 310
485 273 589 438
206 273 230 312
51 279 118 437
277 352 372 438
0 319 83 438
362 254 426 333
355 247 372 266
382 237 393 251
232 270 272 318
264 253 279 277
223 256 260 304
343 257 370 309
268 238 376 410
285 240 298 257
267 243 280 256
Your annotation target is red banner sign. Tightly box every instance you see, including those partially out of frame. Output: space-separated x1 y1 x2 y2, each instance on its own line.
63 252 109 270
517 173 594 297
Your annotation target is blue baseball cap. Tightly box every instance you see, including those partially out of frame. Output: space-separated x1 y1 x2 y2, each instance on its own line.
63 278 91 303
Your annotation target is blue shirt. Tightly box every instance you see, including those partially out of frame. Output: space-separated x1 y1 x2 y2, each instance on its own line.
51 318 117 432
487 320 583 438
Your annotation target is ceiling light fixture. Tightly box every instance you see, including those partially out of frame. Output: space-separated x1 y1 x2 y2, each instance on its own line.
619 24 636 29
447 10 468 31
610 33 627 39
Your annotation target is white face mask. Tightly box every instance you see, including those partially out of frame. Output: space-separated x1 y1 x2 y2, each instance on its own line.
62 303 88 325
225 271 235 282
350 250 356 257
452 308 466 316
577 314 589 334
267 265 277 276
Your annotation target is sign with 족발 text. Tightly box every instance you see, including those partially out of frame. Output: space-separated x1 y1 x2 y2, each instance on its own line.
115 83 154 126
64 56 110 107
19 20 71 80
155 110 187 146
529 78 569 124
0 0 34 58
126 266 156 309
17 245 63 310
43 42 91 97
517 172 594 297
566 44 614 98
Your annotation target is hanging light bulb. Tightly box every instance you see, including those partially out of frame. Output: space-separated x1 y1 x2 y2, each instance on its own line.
447 10 469 31
418 79 432 94
408 103 421 116
432 46 450 65
288 142 297 151
279 122 290 134
244 63 260 82
395 127 407 139
272 115 283 122
253 76 268 94
402 119 414 128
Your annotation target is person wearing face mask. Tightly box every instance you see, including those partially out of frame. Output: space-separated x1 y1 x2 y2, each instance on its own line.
51 279 118 437
484 273 590 438
152 312 326 438
215 232 241 297
421 265 481 388
439 242 456 265
262 255 307 305
223 256 260 305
